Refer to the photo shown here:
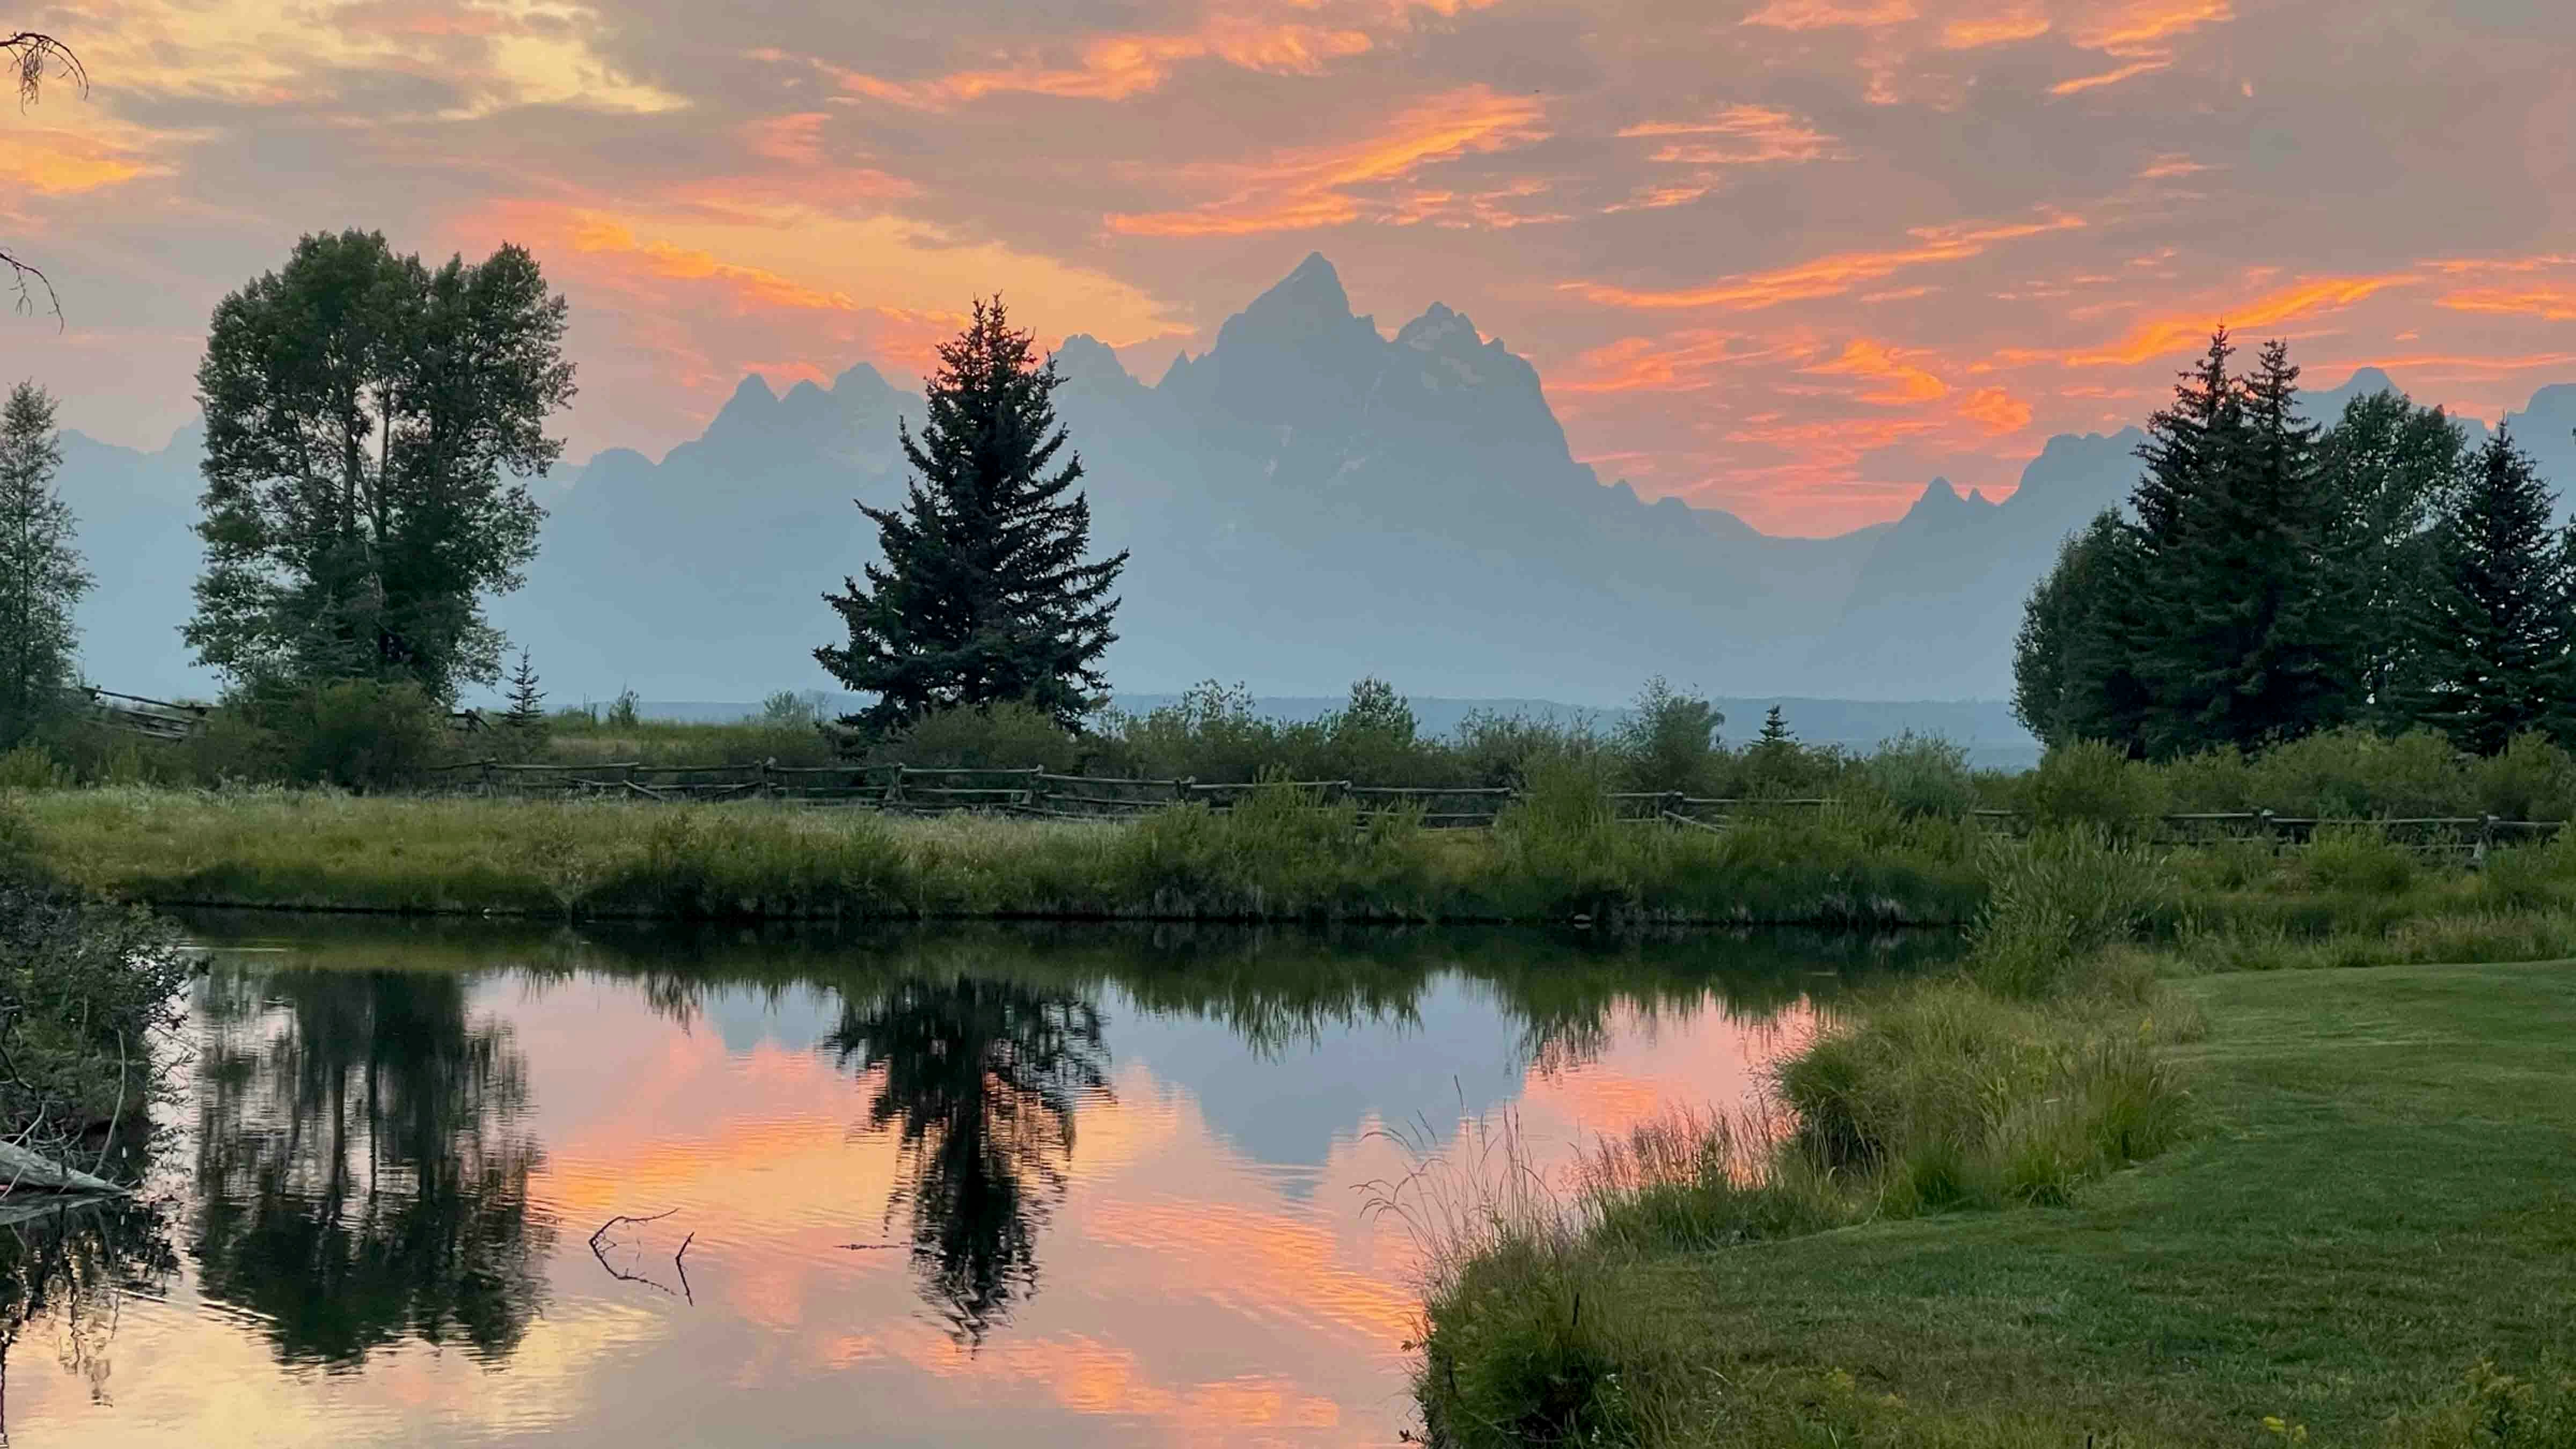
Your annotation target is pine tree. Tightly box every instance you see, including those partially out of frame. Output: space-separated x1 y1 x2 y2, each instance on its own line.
1758 706 1792 746
502 651 546 729
2128 335 2349 755
817 299 1128 736
2011 512 2152 750
0 381 90 748
2409 425 2575 755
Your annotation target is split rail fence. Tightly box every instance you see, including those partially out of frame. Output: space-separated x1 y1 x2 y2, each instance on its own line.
413 759 2570 855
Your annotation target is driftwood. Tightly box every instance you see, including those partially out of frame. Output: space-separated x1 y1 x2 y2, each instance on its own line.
0 1140 125 1196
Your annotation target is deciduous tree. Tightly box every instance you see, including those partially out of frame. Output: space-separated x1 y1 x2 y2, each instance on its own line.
187 230 573 704
0 380 87 747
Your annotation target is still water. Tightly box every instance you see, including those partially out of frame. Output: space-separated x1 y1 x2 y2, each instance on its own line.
1 918 1944 1447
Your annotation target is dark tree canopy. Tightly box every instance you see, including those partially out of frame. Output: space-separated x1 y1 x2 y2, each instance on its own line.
817 298 1127 736
2409 426 2576 756
2315 389 2468 726
187 230 573 702
0 380 89 747
2011 511 2149 750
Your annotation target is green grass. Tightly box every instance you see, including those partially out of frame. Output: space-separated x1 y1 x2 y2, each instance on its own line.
8 784 1988 925
1413 959 2576 1447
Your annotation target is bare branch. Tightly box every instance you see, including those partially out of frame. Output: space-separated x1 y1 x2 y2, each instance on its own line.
2 34 85 328
4 32 87 107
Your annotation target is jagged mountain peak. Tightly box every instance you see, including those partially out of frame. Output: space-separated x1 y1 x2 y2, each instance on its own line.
1396 302 1482 355
1052 333 1138 390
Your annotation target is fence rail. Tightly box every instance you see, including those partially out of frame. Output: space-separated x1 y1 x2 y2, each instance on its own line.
407 760 2576 853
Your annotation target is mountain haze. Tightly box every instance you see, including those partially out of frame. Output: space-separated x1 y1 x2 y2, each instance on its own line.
56 255 2576 716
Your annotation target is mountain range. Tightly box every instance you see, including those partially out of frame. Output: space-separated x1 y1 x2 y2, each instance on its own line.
56 252 2576 717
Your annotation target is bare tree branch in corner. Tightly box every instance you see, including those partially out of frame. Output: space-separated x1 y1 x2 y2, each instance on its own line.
2 32 90 325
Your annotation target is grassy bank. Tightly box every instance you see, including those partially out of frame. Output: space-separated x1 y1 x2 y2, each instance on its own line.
1403 821 2576 1449
11 784 1988 925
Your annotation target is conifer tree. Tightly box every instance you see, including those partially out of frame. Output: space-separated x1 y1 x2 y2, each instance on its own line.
0 381 89 748
2011 512 2151 750
2128 335 2348 755
1757 705 1792 746
2409 425 2575 755
817 299 1128 736
502 650 546 729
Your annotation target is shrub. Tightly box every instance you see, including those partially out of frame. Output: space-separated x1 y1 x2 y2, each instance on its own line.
871 700 1085 773
2469 734 2576 824
2248 727 2462 819
2301 824 2418 896
0 743 69 791
1615 676 1722 795
2029 740 2166 839
1965 825 2167 997
277 680 451 791
1864 731 1977 818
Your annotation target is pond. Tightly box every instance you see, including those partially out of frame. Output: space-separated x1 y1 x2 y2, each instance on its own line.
0 917 1948 1447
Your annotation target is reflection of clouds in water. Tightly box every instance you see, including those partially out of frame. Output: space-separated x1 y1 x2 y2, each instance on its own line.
12 928 1851 1447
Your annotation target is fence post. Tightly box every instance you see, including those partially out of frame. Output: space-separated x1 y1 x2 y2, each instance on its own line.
758 757 773 801
1024 765 1044 812
886 765 908 813
2478 813 2498 868
1664 789 1683 822
481 759 496 798
2259 808 2278 853
1176 777 1195 810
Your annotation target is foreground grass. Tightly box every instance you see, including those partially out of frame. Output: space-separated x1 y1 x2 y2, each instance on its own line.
10 785 1988 925
1414 958 2576 1447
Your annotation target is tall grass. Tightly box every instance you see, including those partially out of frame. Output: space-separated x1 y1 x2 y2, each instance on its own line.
9 782 1988 925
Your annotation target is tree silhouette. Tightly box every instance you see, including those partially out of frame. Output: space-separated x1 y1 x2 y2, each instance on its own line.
824 975 1110 1348
2 32 85 322
188 968 553 1367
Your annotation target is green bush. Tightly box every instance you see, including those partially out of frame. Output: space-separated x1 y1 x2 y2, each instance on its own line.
1865 731 1978 818
0 743 69 791
2029 740 2166 839
2470 735 2576 823
279 680 451 790
870 700 1085 773
2248 727 2462 819
2301 824 2418 896
1615 677 1722 795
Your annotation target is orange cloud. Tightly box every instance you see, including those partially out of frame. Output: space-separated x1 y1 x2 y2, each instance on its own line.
1566 211 2086 311
2136 152 2216 179
826 14 1384 108
1553 331 1758 394
2073 0 2236 55
1940 8 2051 47
1806 338 1948 403
1958 385 2033 433
1619 105 1843 166
2065 274 2417 365
2051 59 2168 96
2439 285 2576 323
0 130 159 195
1106 87 1549 237
1741 0 1918 29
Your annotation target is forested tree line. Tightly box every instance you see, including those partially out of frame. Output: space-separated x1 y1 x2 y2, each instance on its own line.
2014 329 2576 760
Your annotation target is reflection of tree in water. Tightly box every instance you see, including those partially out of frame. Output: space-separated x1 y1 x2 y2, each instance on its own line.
0 1198 176 1438
189 969 553 1368
824 976 1110 1349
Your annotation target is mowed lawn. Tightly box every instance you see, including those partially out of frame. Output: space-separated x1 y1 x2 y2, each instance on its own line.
1594 961 2576 1445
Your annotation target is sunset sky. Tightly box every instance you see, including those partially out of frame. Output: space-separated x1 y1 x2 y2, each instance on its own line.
6 0 2574 535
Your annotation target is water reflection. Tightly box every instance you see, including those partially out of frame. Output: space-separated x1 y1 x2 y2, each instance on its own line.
826 978 1112 1346
4 917 1955 1447
0 1199 175 1436
189 970 554 1367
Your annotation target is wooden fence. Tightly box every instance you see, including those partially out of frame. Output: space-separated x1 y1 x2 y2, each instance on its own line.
413 760 2576 855
420 757 1834 827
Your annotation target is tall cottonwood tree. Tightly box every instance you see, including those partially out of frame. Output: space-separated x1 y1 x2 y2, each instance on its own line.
2316 389 2467 723
187 230 574 702
817 299 1126 735
2409 426 2576 755
0 381 87 746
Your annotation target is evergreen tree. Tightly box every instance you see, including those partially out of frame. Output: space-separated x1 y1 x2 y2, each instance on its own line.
1757 705 1792 746
2316 390 2467 725
2128 335 2348 755
0 381 89 748
817 299 1127 736
2409 425 2575 755
502 651 545 729
187 230 573 703
2011 512 2151 750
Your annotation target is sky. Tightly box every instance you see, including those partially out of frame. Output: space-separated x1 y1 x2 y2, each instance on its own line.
5 0 2575 536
